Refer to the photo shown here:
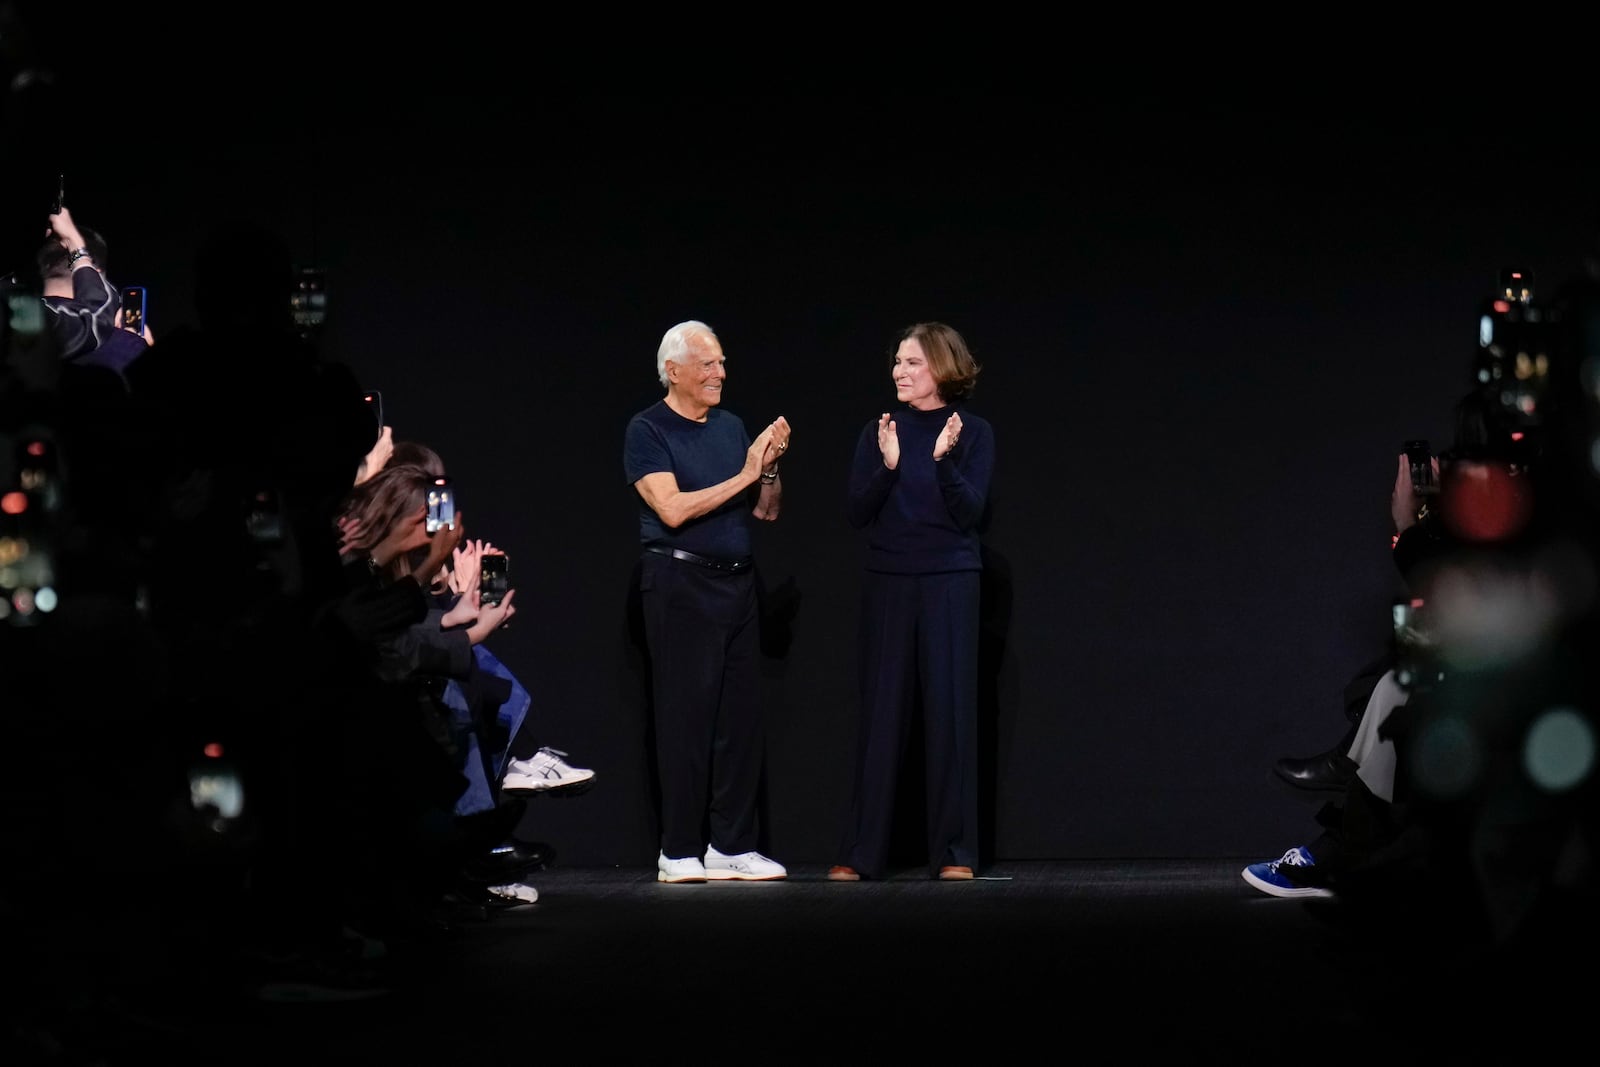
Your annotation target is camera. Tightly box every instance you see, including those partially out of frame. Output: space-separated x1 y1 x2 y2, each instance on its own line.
426 476 455 534
480 552 510 607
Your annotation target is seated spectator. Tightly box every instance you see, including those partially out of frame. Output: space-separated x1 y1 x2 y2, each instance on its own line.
1244 389 1540 903
337 460 580 913
1273 388 1517 795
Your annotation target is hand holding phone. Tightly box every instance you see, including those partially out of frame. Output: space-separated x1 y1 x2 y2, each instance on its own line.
480 552 510 607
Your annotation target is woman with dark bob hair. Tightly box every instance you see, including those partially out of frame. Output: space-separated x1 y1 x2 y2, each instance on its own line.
830 322 995 882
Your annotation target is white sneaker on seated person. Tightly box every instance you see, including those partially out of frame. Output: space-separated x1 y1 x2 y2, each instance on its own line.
501 746 595 793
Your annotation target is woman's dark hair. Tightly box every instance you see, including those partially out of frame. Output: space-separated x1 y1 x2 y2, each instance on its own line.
372 444 449 587
336 462 434 577
391 440 446 477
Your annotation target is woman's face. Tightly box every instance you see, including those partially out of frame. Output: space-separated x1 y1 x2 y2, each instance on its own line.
893 337 941 411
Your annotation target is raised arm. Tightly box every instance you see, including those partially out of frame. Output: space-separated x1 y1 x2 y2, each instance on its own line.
635 424 777 529
752 415 789 522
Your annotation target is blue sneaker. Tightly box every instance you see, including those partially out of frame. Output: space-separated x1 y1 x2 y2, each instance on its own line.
1241 846 1334 898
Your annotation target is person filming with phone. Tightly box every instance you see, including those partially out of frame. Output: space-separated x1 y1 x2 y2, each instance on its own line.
39 204 116 358
37 204 151 384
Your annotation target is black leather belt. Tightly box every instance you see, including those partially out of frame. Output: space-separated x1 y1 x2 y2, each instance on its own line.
644 545 753 573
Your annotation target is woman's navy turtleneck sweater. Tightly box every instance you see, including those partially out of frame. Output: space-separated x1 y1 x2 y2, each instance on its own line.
846 402 994 575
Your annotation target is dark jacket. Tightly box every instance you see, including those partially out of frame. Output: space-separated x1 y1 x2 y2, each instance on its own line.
42 265 119 360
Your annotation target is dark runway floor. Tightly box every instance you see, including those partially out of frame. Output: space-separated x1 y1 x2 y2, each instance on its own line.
10 858 1579 1064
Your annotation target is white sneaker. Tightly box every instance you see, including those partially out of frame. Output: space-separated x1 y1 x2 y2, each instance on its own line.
502 747 596 794
704 845 787 881
486 882 539 906
658 851 707 884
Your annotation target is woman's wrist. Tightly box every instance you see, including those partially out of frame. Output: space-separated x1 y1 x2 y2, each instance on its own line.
760 465 779 485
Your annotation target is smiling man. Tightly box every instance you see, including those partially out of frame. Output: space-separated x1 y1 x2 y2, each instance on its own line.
623 320 793 883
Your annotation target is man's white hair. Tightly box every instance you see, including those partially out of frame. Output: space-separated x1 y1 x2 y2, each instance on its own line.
657 320 716 386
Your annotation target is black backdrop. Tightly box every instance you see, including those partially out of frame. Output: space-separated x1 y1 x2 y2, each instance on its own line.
8 28 1599 865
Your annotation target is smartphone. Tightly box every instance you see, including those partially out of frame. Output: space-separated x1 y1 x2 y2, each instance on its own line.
51 173 64 214
1392 596 1429 690
1391 596 1419 637
363 389 383 437
246 487 285 545
120 286 147 336
290 266 327 333
426 476 455 534
480 553 510 607
1403 439 1436 495
1500 267 1533 305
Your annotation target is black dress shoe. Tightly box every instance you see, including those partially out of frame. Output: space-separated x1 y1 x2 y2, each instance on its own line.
461 840 556 887
1274 750 1358 792
502 839 556 870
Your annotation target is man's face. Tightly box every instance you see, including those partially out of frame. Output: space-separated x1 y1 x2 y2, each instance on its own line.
668 333 727 411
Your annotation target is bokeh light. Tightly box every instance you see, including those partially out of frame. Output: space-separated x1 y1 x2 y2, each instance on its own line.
1523 707 1595 793
0 537 24 565
1425 560 1560 669
1439 463 1534 543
